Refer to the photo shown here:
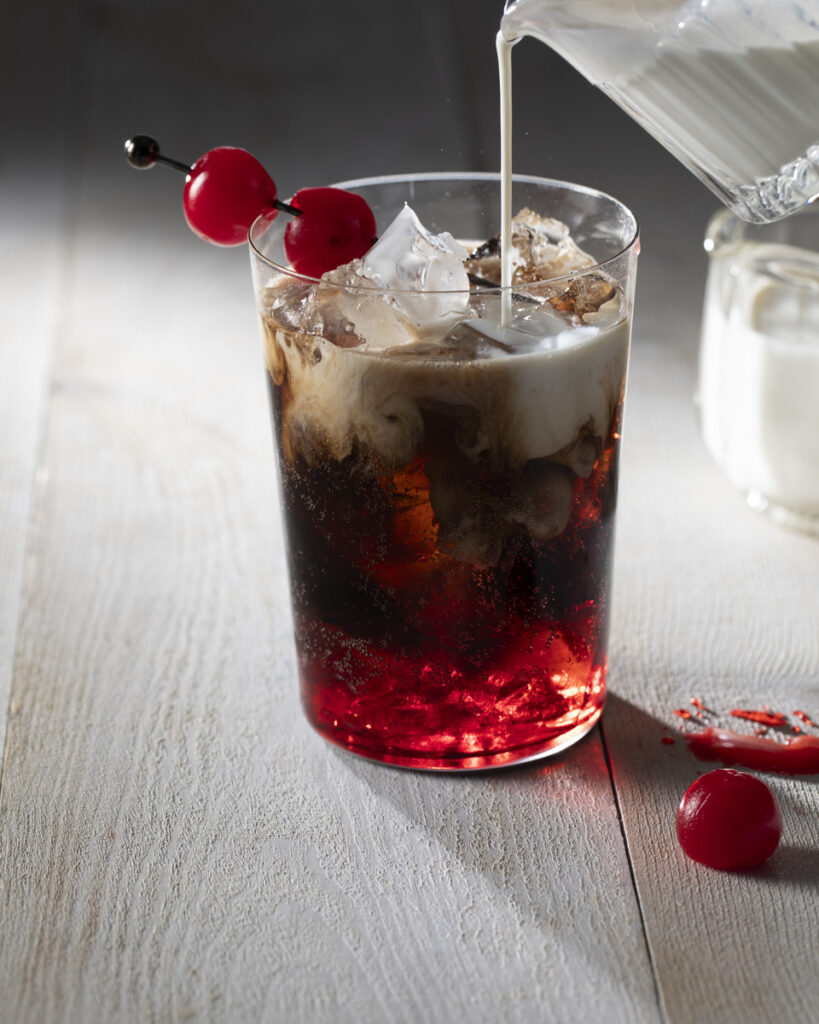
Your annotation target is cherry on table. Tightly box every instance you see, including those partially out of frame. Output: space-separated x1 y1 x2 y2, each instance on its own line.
676 768 782 870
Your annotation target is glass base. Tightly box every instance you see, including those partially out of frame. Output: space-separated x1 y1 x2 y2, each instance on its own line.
308 702 605 772
746 490 819 538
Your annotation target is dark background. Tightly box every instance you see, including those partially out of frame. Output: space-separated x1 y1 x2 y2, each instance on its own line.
5 0 717 344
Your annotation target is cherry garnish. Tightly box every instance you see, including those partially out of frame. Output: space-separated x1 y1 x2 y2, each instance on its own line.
125 135 298 246
183 146 280 246
124 135 378 274
676 769 782 870
284 187 377 278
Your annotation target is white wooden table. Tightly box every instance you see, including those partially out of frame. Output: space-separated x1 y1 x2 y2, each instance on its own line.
2 2 817 1021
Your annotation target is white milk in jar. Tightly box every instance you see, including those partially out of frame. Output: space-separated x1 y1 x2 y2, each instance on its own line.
699 211 819 530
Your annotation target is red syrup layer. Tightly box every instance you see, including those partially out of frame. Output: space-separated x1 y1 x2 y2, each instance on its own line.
686 727 819 776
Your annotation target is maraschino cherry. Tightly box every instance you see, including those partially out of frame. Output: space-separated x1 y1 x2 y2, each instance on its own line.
676 769 782 870
285 187 376 278
183 147 281 246
124 135 376 275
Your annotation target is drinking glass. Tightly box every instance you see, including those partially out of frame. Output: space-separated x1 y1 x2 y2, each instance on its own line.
250 173 639 769
699 205 819 534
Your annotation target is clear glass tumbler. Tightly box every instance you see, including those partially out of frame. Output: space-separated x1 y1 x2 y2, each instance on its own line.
699 205 819 535
250 173 639 769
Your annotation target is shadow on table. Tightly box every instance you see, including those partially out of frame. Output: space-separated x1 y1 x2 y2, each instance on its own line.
329 688 683 877
333 689 818 886
751 845 819 890
323 693 666 1017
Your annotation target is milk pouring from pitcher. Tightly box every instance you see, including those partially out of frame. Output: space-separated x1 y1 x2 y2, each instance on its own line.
501 0 819 223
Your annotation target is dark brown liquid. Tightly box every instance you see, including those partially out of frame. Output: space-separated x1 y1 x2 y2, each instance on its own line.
264 312 625 768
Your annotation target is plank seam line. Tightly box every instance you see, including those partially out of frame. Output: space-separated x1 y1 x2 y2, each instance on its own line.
599 718 666 1024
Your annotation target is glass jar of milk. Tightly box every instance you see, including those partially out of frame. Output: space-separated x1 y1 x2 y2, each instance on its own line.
698 207 819 534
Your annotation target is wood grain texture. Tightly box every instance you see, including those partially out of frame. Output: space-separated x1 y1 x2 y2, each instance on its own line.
0 2 78 770
606 337 819 1024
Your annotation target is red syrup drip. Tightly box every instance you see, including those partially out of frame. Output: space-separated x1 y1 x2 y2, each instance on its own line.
686 727 819 775
674 708 692 720
661 736 675 745
729 708 789 728
793 710 816 728
690 697 706 711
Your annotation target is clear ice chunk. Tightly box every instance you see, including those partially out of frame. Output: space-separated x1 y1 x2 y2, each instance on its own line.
549 273 617 322
465 208 595 286
303 205 471 351
462 293 598 355
361 205 470 325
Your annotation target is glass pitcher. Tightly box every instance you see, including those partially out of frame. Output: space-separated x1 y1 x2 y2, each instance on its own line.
502 1 819 223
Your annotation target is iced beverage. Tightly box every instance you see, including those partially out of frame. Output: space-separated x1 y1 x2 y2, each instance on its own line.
250 174 638 769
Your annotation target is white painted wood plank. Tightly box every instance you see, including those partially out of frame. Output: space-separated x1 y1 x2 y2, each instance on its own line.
0 182 59 771
0 4 77 776
606 327 819 1024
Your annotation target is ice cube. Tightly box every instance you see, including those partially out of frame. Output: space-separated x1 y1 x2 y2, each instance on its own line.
304 263 415 349
549 273 617 323
462 293 596 355
264 280 312 332
306 205 471 351
514 208 595 282
362 205 471 331
465 209 595 286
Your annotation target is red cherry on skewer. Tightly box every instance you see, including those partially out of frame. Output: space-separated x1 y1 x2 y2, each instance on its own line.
284 187 377 278
124 135 292 246
183 146 280 246
124 135 377 275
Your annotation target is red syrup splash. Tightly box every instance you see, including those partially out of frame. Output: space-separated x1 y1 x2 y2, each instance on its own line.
793 710 816 728
685 728 819 775
729 708 789 728
674 708 692 720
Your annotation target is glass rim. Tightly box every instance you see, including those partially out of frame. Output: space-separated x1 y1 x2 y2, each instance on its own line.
704 201 819 254
248 171 640 294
